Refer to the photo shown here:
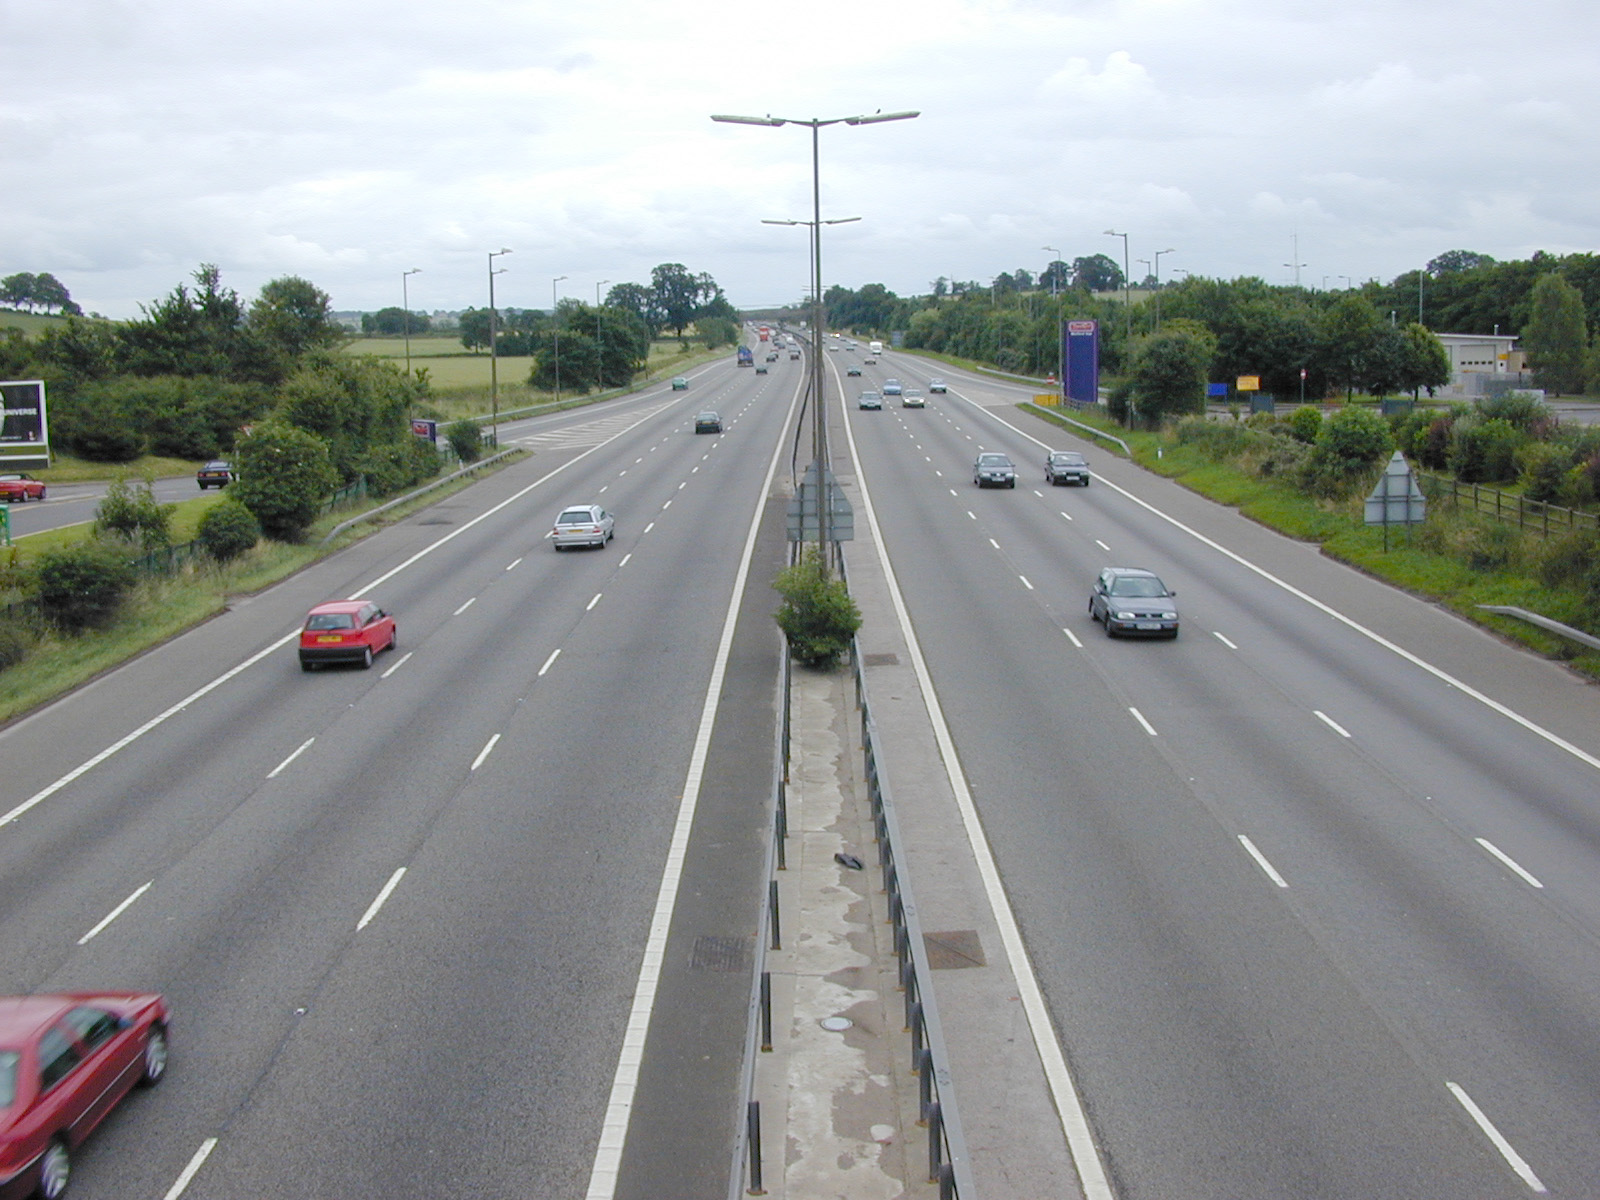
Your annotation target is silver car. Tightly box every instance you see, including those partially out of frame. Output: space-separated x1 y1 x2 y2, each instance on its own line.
550 504 615 550
1045 451 1091 486
1089 567 1179 638
901 388 925 408
858 391 883 410
973 452 1016 488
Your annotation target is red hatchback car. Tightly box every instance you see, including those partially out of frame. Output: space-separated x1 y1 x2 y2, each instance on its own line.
0 992 168 1200
0 474 46 503
298 599 397 670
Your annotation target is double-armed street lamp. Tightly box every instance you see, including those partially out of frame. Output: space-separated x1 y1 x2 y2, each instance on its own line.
1104 228 1132 341
1042 245 1061 297
488 248 512 447
551 275 568 404
1152 248 1176 330
401 268 421 376
595 280 609 394
711 109 919 559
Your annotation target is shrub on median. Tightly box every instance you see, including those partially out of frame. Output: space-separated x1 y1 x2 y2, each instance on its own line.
774 549 861 668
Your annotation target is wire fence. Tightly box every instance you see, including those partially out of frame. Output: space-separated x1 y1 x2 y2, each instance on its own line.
1417 472 1600 539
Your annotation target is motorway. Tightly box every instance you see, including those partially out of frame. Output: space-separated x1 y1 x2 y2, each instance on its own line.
834 342 1600 1198
0 354 798 1199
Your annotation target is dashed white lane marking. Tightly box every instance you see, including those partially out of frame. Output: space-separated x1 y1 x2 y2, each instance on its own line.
356 867 406 930
1094 539 1111 552
1213 631 1238 650
453 597 476 616
381 651 413 679
619 554 632 567
587 593 602 611
1059 511 1073 521
471 734 500 771
267 738 315 779
1062 627 1083 648
1446 1082 1547 1192
506 557 523 571
1019 575 1034 590
1129 707 1158 736
538 649 561 676
78 881 152 944
161 1138 217 1200
1314 710 1351 738
1475 838 1544 888
1238 835 1289 887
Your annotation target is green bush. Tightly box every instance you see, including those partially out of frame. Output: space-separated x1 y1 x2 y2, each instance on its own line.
358 436 440 496
445 418 483 464
1517 442 1576 505
1449 416 1524 483
1534 530 1600 590
34 540 139 631
195 497 261 561
1288 405 1322 444
0 624 32 672
774 549 861 668
1174 415 1253 458
94 477 173 551
231 421 339 542
1300 406 1393 496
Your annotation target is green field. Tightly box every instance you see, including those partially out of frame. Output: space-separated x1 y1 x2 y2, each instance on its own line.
0 310 74 336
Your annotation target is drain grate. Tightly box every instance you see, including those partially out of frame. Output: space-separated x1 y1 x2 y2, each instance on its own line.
923 930 986 970
862 652 900 667
690 935 752 972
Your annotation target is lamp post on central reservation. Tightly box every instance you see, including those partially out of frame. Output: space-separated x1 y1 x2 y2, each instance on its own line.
711 108 918 561
401 268 421 376
488 248 511 448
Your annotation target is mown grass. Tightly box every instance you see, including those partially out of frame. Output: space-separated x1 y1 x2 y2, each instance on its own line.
1021 402 1600 678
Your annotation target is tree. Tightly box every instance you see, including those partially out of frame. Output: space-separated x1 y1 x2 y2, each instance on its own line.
1039 261 1070 294
773 548 861 668
1427 250 1496 276
0 273 39 311
651 263 701 337
1128 322 1215 425
34 541 138 631
195 496 261 561
1316 294 1385 399
231 421 339 541
606 282 660 335
249 276 344 361
458 307 492 352
1522 272 1588 395
275 355 419 482
362 307 431 336
1302 406 1394 496
1072 254 1123 292
117 264 279 382
1398 323 1451 397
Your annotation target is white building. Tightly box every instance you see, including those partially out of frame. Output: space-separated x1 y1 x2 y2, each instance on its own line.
1434 332 1529 398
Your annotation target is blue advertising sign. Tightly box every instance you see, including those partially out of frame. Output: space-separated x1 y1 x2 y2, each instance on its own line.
0 380 49 469
1062 320 1099 406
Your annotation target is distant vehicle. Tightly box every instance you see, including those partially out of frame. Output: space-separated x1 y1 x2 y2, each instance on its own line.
0 991 169 1200
299 600 397 670
869 340 883 356
857 391 882 410
901 388 925 408
847 365 862 377
766 351 779 361
863 356 877 365
1045 451 1091 486
550 503 615 551
973 452 1016 488
0 473 46 502
928 378 948 393
737 346 754 367
1089 567 1179 639
695 411 722 434
671 376 688 390
789 350 800 360
196 460 233 489
755 363 768 374
882 379 903 396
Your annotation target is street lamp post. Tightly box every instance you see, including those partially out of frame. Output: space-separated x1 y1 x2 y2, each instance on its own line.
595 280 609 394
551 275 568 405
1152 248 1175 330
1103 228 1131 342
488 248 512 448
401 268 421 376
712 109 919 562
1042 246 1061 297
1042 246 1062 387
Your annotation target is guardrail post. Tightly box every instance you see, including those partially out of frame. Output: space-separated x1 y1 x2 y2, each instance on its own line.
746 1100 766 1194
760 971 773 1052
768 880 781 950
925 1101 944 1184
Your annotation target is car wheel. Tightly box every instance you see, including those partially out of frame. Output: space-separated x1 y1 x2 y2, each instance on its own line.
139 1026 169 1086
37 487 45 500
1104 618 1117 638
387 627 397 651
361 646 373 669
1008 479 1016 488
1082 478 1090 486
38 1139 69 1200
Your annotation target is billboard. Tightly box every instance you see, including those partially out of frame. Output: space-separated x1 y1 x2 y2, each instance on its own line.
0 380 49 468
1062 320 1100 406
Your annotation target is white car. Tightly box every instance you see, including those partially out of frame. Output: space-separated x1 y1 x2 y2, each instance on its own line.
550 504 615 550
901 388 925 408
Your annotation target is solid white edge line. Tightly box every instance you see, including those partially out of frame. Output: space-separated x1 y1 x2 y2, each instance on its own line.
77 880 152 944
584 356 803 1200
1446 1081 1547 1192
470 733 500 771
1238 835 1290 887
6 401 677 832
162 1137 218 1200
1314 710 1352 738
839 385 1114 1199
956 394 1600 775
267 737 315 779
1475 838 1545 888
380 651 413 679
356 867 406 930
1129 707 1158 736
538 649 561 676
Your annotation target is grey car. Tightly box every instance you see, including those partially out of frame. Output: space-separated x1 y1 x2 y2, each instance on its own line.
1089 567 1179 638
550 504 615 550
858 390 883 410
1045 451 1091 486
973 452 1016 488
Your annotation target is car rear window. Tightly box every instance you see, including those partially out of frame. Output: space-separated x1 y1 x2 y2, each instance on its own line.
306 613 356 631
0 1051 16 1108
558 509 594 524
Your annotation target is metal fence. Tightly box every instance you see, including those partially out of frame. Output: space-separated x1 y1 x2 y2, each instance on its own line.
1417 472 1600 539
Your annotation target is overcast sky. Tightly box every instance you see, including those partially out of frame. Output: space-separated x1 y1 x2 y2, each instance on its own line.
6 0 1597 320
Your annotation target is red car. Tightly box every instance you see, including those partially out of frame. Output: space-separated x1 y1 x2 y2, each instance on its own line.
0 474 45 503
0 992 168 1200
298 599 397 670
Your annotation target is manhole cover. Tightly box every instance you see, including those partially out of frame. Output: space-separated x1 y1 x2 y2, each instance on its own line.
820 1016 853 1032
690 935 751 972
862 652 899 667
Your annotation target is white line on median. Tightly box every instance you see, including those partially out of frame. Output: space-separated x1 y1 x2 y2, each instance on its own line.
78 881 152 944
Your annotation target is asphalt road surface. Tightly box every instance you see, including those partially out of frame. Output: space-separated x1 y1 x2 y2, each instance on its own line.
837 346 1600 1199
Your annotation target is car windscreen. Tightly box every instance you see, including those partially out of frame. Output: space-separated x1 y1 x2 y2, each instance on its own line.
978 455 1011 467
1110 577 1166 597
1052 454 1085 465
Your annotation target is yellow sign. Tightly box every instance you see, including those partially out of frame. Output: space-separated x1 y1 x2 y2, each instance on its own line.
1033 394 1059 406
1236 375 1261 392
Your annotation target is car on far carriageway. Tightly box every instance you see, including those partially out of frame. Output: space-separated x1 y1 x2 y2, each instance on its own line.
550 503 615 551
196 460 233 489
671 376 688 390
973 452 1016 488
1045 451 1090 486
1089 567 1179 639
0 473 46 502
299 600 397 670
0 991 169 1200
695 411 722 434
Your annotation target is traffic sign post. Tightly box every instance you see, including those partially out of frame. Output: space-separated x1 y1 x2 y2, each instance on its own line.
1364 450 1427 551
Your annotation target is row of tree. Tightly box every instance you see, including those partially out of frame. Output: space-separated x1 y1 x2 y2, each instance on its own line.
1 272 80 316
